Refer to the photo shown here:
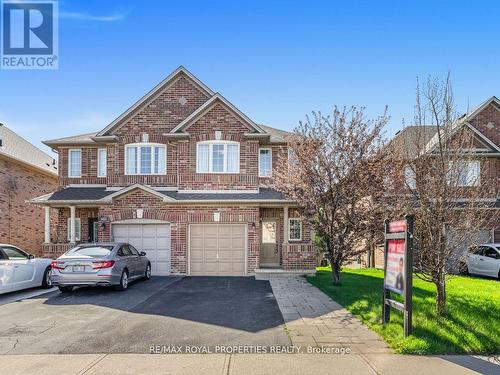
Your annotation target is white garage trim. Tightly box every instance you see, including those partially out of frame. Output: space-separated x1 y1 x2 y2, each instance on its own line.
188 223 248 276
111 219 171 225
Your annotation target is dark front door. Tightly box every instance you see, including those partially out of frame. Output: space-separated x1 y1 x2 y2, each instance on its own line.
88 218 98 242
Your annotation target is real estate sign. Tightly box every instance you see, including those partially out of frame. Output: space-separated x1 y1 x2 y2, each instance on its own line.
382 216 414 337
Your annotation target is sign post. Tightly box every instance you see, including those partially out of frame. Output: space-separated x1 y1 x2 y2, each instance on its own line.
382 215 414 337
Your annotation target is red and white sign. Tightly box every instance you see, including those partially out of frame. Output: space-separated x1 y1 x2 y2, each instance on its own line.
388 220 407 233
384 239 405 294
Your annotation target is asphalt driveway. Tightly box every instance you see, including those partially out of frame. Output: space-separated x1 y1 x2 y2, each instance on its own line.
0 276 290 354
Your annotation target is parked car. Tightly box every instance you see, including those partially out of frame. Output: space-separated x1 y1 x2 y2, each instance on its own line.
465 244 500 279
50 243 151 293
0 244 53 295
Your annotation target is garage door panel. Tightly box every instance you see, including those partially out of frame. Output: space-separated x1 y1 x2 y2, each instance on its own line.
112 223 171 276
189 224 246 276
156 238 170 248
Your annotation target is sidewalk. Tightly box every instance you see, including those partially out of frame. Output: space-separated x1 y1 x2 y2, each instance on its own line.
269 276 391 354
1 353 498 375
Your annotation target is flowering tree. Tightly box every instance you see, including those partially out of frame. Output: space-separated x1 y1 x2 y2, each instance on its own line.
387 75 498 315
273 107 389 284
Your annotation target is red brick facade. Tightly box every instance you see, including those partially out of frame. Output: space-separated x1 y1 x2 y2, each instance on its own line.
42 69 316 273
0 157 57 255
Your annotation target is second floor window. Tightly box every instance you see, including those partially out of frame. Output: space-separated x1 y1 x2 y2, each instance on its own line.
447 160 481 187
404 165 416 189
125 143 166 175
98 149 107 177
197 141 240 173
259 148 272 177
68 149 81 177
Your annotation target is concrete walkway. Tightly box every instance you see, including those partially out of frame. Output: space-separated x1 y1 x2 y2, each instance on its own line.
1 354 498 374
270 276 391 354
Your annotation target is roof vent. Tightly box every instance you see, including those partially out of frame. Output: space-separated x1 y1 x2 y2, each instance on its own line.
486 122 495 129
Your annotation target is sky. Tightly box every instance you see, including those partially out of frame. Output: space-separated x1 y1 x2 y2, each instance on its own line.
1 0 500 156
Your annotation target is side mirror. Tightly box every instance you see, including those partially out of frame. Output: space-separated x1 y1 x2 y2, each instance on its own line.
28 254 35 259
140 251 146 256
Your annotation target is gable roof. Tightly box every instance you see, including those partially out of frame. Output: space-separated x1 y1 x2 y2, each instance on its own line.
170 93 265 134
464 96 500 121
0 123 58 176
389 125 438 158
43 132 97 148
96 66 214 136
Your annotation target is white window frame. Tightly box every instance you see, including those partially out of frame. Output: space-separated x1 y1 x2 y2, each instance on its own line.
68 148 82 178
259 148 273 177
404 165 416 189
67 218 81 242
124 143 167 176
288 218 302 241
97 148 107 178
447 160 481 187
196 140 240 173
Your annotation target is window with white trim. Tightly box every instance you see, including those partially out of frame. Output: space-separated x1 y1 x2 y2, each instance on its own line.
98 149 107 177
289 218 302 241
125 143 166 175
68 149 81 178
259 148 272 177
67 218 81 242
447 160 480 187
196 141 240 173
404 165 416 189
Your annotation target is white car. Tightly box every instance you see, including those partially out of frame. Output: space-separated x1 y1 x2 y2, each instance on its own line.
0 244 53 294
466 244 500 279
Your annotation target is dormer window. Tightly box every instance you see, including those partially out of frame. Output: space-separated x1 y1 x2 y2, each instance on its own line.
125 143 166 175
196 141 240 173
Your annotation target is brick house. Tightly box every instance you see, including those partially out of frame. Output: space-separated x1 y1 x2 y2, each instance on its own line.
366 96 500 268
0 123 58 255
32 66 316 276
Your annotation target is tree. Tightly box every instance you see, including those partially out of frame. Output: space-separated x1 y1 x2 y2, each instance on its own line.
387 75 498 315
272 107 389 284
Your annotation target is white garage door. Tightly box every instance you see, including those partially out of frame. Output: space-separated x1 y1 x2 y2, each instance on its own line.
112 223 171 276
189 224 246 276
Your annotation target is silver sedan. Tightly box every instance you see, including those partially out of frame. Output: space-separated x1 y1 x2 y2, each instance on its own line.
50 243 151 293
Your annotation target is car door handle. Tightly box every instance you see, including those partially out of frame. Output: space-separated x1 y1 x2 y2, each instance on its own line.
479 259 484 261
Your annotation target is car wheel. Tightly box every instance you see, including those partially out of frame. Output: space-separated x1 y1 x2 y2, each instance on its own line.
41 266 53 288
115 270 129 291
58 286 73 293
144 263 151 280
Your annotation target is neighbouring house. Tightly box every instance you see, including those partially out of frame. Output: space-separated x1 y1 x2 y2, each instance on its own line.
0 123 58 255
366 96 500 268
31 66 316 277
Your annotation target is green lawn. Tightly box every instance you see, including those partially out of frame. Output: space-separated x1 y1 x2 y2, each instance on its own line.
307 267 500 354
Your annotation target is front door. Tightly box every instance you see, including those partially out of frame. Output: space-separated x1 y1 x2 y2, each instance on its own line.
261 220 279 266
88 218 99 242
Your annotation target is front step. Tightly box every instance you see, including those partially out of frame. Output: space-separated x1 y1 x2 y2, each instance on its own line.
254 268 316 280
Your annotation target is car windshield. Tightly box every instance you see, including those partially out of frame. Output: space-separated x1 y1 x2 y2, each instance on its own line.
65 246 114 258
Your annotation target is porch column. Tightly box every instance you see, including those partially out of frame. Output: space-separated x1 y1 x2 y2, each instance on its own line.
69 206 76 244
44 206 51 243
283 205 289 244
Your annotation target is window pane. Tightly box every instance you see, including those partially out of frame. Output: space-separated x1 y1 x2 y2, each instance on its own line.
197 144 209 172
67 218 81 241
154 146 166 174
289 219 301 240
98 149 106 177
69 150 81 177
259 149 272 176
262 222 276 244
227 144 239 173
2 247 27 259
140 146 152 174
126 147 137 174
404 166 415 189
212 144 224 172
